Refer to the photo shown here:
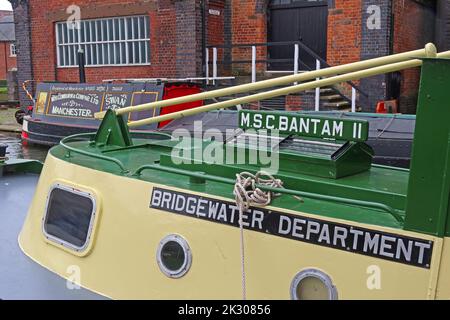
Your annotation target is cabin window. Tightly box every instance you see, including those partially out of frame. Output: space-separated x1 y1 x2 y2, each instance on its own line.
55 15 150 67
43 184 96 251
156 235 192 278
290 269 338 300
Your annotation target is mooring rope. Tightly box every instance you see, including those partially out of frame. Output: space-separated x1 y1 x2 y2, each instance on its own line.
22 80 36 104
233 171 300 300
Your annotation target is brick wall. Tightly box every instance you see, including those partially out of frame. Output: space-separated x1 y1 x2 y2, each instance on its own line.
326 0 361 67
230 0 267 75
223 0 232 72
26 0 204 85
359 0 392 111
206 1 225 76
285 94 302 111
207 0 225 46
325 0 362 107
175 0 203 77
0 10 17 84
12 0 33 107
393 0 435 114
0 42 17 80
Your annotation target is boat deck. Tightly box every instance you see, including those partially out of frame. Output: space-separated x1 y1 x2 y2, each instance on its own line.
49 135 410 230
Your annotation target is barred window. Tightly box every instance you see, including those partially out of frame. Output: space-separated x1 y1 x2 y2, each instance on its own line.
56 15 150 67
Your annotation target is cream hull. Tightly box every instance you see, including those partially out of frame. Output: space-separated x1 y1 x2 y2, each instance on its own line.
18 153 450 299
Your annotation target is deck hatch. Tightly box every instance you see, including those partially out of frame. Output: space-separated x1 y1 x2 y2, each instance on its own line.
279 137 344 158
43 184 96 251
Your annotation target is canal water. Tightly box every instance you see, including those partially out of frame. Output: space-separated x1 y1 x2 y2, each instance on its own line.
0 132 50 162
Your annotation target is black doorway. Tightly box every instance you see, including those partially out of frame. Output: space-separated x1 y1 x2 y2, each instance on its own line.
268 0 328 71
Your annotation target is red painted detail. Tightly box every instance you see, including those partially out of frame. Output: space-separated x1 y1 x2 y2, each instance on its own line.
21 131 29 140
158 83 203 128
376 100 399 114
376 101 387 114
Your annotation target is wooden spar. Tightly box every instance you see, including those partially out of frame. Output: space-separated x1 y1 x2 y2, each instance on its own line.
94 43 437 120
127 50 450 128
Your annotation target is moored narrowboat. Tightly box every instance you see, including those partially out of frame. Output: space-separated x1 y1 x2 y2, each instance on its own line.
21 81 204 145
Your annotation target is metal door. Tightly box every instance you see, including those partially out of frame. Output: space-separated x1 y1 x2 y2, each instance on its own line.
268 0 328 70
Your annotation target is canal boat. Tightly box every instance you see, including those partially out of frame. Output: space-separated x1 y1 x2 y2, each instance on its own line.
20 81 204 146
5 44 450 299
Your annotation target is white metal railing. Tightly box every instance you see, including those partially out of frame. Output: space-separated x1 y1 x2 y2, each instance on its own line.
352 87 356 112
251 46 257 83
293 44 299 85
94 43 439 123
206 43 301 84
315 59 321 111
205 42 359 112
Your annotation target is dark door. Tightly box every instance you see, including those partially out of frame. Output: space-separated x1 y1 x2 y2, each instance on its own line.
268 0 328 71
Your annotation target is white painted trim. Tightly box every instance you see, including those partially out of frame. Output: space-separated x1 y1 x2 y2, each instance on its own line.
315 59 321 111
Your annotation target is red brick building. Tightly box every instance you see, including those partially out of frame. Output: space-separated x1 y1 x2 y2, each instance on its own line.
0 10 17 80
11 0 445 112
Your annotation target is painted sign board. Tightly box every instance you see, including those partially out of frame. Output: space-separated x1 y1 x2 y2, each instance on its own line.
47 92 103 119
208 9 221 16
33 83 164 129
239 110 369 142
103 93 133 111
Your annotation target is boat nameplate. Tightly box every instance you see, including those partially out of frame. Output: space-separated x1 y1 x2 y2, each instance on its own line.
239 110 369 142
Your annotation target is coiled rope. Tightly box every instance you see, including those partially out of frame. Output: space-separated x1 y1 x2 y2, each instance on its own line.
233 171 302 300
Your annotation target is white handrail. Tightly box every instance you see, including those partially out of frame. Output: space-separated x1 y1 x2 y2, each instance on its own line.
94 43 436 119
315 59 320 111
127 49 450 128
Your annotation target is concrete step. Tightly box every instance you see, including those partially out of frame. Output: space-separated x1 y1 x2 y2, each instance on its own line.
320 94 342 101
320 87 334 94
305 87 335 94
322 101 351 108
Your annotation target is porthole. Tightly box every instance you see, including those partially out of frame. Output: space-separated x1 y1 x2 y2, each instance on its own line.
42 184 96 252
157 234 192 278
290 269 338 300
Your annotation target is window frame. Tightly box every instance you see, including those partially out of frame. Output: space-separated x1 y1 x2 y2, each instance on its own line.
156 234 192 278
290 268 338 300
55 15 151 68
10 43 17 57
42 183 97 252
